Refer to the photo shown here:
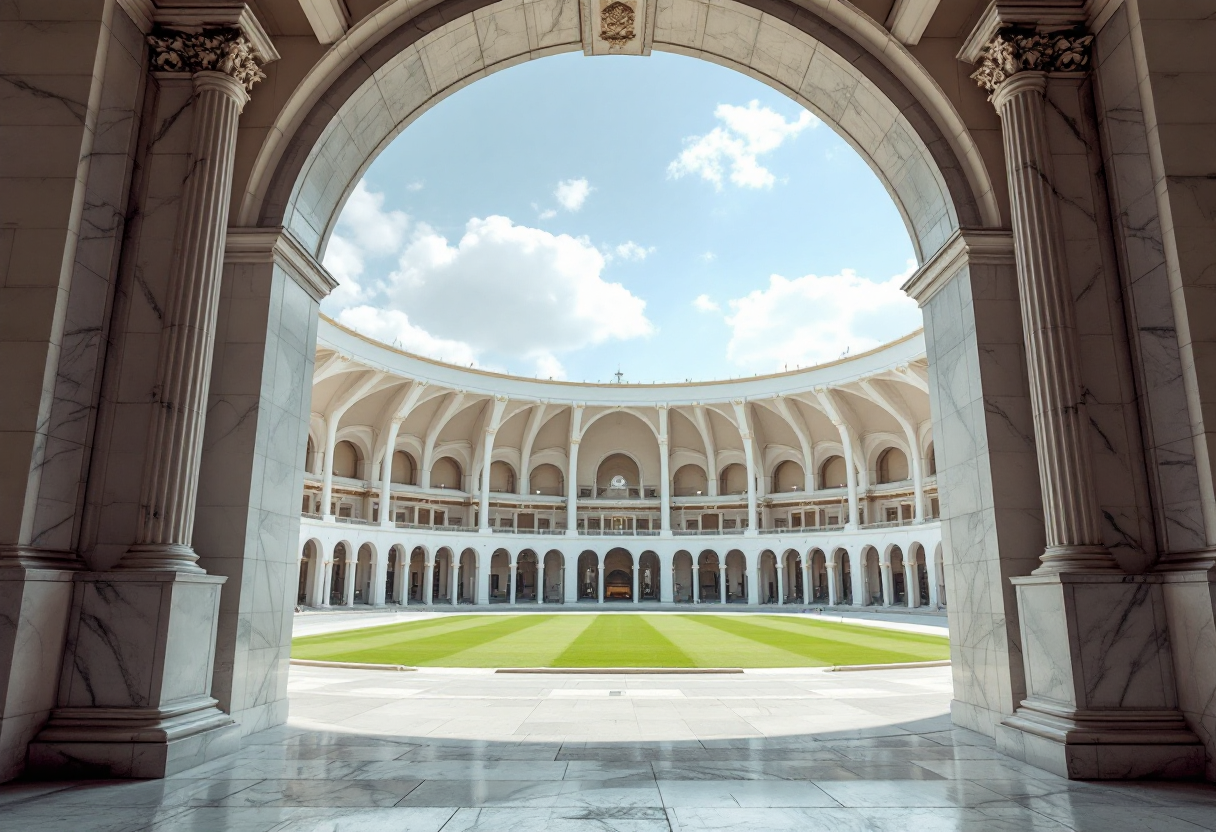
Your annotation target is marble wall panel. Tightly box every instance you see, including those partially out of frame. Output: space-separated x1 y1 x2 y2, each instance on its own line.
748 17 815 93
525 0 581 49
923 260 1042 738
196 258 320 734
419 19 487 94
700 0 760 65
475 1 532 66
654 0 706 49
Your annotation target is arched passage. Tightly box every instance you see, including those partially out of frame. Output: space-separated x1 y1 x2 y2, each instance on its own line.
603 548 634 601
697 550 721 604
387 544 405 604
516 549 539 602
458 548 477 604
577 551 600 602
673 464 709 497
862 546 881 605
639 551 660 601
407 546 428 603
355 542 376 605
782 549 802 604
773 461 805 493
542 550 564 602
758 550 778 604
809 549 828 603
673 550 694 603
834 549 852 606
299 539 321 606
725 550 748 603
330 542 350 606
490 549 511 602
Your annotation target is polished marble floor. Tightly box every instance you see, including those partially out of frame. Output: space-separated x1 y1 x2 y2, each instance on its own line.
2 665 1215 831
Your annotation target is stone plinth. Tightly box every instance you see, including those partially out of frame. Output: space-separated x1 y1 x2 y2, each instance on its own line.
997 573 1204 779
28 571 236 778
0 567 75 781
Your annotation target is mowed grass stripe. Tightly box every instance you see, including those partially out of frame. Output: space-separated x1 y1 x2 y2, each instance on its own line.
741 615 950 660
645 614 812 667
552 615 695 667
684 614 946 666
431 614 595 667
293 615 553 665
291 615 487 660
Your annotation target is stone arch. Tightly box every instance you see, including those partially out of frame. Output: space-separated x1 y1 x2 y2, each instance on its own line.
542 549 565 602
772 460 805 493
697 549 721 603
781 548 802 603
490 460 517 493
407 545 429 603
876 446 910 484
331 540 352 605
603 547 634 600
673 463 709 496
355 542 377 604
758 550 779 604
458 547 478 603
596 452 643 495
833 547 853 605
673 550 694 603
299 538 322 606
332 439 360 479
490 548 512 602
529 462 564 496
725 550 748 603
718 462 748 496
639 550 660 601
516 549 539 602
387 543 406 604
808 548 828 603
391 450 417 485
861 545 882 605
244 0 998 267
576 550 600 601
431 456 462 490
820 455 848 489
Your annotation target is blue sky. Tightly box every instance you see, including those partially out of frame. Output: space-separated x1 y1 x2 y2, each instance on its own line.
321 51 920 382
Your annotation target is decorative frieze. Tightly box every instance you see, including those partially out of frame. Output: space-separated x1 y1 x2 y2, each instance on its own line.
970 28 1094 95
147 27 266 91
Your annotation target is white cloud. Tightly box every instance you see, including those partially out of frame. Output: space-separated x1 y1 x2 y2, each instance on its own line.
335 306 480 366
693 294 720 313
668 100 817 190
719 265 921 370
699 251 717 263
538 208 557 220
614 241 654 262
407 180 425 192
554 178 592 212
322 181 653 372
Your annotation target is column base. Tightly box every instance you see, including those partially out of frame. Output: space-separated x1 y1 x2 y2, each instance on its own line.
997 702 1204 779
0 565 75 782
1005 571 1205 780
28 570 232 779
28 697 238 779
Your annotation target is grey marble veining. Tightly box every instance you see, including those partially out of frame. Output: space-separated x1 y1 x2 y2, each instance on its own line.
3 666 1215 830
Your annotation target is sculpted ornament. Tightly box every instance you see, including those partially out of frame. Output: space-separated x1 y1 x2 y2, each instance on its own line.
971 28 1094 96
599 1 636 48
147 27 266 91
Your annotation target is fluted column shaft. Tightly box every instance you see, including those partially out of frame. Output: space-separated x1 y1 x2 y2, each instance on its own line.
123 71 248 572
993 72 1115 573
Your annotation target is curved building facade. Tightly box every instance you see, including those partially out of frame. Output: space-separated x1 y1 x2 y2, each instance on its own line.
299 317 943 610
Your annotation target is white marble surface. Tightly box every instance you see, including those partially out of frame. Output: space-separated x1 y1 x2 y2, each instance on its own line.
3 665 1216 829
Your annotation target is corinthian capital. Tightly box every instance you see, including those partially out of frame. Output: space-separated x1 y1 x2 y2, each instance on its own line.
148 26 266 91
970 28 1094 95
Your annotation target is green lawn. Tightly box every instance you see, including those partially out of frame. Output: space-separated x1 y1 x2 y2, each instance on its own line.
292 614 949 668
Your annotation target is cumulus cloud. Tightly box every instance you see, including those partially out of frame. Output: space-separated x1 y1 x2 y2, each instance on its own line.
323 181 653 373
613 241 654 262
322 180 411 306
538 208 557 220
668 100 817 190
693 294 720 313
554 178 592 211
718 265 921 370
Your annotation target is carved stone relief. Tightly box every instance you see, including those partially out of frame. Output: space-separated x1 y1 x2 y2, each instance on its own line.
599 1 636 48
147 26 266 91
971 28 1094 95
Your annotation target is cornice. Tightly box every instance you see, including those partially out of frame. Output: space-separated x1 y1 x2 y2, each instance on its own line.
225 226 339 302
959 1 1087 64
152 1 279 63
901 228 1016 307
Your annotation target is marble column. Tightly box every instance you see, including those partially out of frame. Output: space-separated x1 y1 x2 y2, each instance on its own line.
880 562 893 606
632 561 639 604
29 29 273 779
423 559 433 605
319 418 338 520
775 565 784 606
508 555 517 605
970 29 1202 779
719 564 726 604
597 554 605 604
826 562 838 606
692 565 700 604
658 407 671 535
732 401 759 534
449 558 458 605
379 420 402 527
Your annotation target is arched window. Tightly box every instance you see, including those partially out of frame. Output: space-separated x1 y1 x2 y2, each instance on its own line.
391 450 416 485
719 463 747 495
332 440 359 478
673 464 708 496
490 460 516 493
876 447 909 484
772 460 804 492
596 453 640 492
530 463 564 495
820 455 847 489
431 457 462 490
